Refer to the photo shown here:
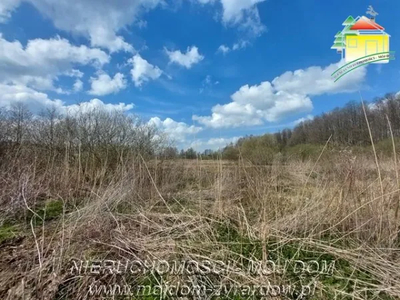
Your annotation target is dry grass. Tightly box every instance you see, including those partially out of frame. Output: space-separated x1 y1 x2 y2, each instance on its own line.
1 146 400 299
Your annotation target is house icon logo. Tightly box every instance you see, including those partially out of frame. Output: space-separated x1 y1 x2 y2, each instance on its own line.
331 6 395 82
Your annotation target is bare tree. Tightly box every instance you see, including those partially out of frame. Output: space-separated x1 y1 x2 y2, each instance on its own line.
9 102 32 144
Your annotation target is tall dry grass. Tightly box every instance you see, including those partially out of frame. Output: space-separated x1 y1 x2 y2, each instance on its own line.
1 142 400 299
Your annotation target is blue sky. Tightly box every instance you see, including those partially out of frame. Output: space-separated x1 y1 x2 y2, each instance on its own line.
0 0 399 150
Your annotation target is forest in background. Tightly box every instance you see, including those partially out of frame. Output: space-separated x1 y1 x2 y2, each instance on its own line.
1 92 400 164
182 92 400 163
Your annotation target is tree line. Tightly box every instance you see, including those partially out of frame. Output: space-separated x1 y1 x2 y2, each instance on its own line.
151 92 400 162
217 92 400 163
0 103 169 187
1 92 399 165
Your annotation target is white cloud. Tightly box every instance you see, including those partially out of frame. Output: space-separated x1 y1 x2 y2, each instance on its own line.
0 0 20 23
294 114 314 125
217 45 230 55
197 0 266 37
6 0 165 52
217 40 249 54
205 136 239 148
0 34 109 91
189 136 240 151
193 62 367 128
165 46 204 69
148 117 202 143
129 54 162 87
64 69 84 78
200 75 218 93
137 20 148 29
220 0 265 24
2 0 265 51
196 0 214 4
73 79 83 92
194 82 313 128
232 40 249 50
64 98 134 115
204 75 212 85
271 62 366 96
212 136 238 144
0 83 133 114
87 26 134 53
0 83 64 111
88 72 127 96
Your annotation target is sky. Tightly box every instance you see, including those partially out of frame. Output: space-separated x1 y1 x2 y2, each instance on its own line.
0 0 399 151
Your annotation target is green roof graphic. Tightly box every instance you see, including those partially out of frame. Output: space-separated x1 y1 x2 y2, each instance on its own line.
333 37 344 43
341 25 358 35
335 31 343 37
342 25 351 32
342 16 355 26
331 42 345 49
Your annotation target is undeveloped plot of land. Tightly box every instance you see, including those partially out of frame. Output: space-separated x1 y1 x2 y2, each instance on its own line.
1 151 400 299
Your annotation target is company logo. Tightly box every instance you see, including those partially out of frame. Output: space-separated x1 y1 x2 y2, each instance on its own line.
331 6 395 82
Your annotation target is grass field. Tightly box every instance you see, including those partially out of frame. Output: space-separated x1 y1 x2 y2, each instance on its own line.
1 144 400 300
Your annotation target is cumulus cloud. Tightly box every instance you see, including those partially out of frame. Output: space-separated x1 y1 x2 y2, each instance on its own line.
193 83 313 128
271 63 366 96
3 0 265 51
64 69 84 78
148 117 202 143
129 54 162 87
64 98 134 115
193 62 367 128
0 0 20 23
0 34 109 92
87 26 134 53
88 72 127 96
165 46 204 69
207 136 239 146
189 136 239 151
0 83 133 114
0 83 64 111
3 0 165 52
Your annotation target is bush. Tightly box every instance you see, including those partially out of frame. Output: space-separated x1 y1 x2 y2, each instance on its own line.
286 144 324 162
222 145 240 160
375 137 400 157
240 134 279 165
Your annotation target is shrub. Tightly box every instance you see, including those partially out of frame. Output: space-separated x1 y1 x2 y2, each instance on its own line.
286 144 324 162
375 137 400 157
222 145 240 160
240 134 279 165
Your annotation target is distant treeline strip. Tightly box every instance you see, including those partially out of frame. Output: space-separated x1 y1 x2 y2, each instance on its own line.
190 93 400 163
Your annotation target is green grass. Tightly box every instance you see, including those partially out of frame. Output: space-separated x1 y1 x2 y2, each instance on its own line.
0 223 21 243
0 199 64 243
29 199 64 226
